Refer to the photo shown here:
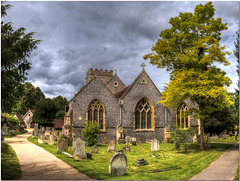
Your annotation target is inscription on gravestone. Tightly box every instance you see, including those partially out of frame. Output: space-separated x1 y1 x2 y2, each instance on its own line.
109 153 127 176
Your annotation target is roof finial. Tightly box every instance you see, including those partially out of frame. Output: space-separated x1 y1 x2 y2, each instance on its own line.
115 69 117 75
141 63 146 70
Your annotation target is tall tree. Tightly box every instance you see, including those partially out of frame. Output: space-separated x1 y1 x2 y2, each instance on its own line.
234 30 239 126
15 82 45 115
144 2 232 150
1 2 41 113
52 95 68 119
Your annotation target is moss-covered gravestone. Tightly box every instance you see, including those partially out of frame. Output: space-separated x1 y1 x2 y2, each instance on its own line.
109 153 127 176
57 139 68 152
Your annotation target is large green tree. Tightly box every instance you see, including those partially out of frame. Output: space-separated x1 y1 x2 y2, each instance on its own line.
1 2 41 113
15 82 45 115
234 30 239 126
144 2 232 150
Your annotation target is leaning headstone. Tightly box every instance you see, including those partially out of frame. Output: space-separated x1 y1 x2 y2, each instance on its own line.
48 135 55 145
136 158 148 166
58 139 68 152
131 137 137 146
38 132 45 144
72 138 87 161
90 145 98 153
151 139 159 151
109 153 127 176
107 140 116 152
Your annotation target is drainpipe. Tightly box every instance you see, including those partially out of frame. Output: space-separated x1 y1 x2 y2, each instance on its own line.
116 100 123 139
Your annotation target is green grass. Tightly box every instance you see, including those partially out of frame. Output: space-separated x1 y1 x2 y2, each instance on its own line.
27 136 233 180
1 143 22 180
210 136 239 144
5 130 28 138
234 166 239 180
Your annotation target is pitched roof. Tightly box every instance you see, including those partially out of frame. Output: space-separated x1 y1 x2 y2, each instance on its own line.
22 108 34 120
114 86 130 98
54 119 64 129
15 114 24 123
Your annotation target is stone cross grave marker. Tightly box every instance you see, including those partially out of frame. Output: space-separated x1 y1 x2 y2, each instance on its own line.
90 145 98 153
38 132 45 144
107 140 116 152
57 139 68 152
72 138 87 161
151 139 159 151
109 153 127 176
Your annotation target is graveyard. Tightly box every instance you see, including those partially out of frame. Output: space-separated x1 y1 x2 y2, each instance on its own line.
27 135 233 180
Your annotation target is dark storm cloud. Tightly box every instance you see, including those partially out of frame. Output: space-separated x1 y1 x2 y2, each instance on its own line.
3 1 239 100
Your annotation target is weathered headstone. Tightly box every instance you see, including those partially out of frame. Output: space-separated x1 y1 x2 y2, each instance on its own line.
136 158 148 166
90 145 98 153
206 133 210 143
58 139 68 152
46 135 50 142
48 135 55 145
102 136 108 144
131 137 136 146
192 134 197 143
45 130 50 136
125 136 131 145
58 132 62 136
72 138 87 161
38 132 45 144
109 153 127 176
151 139 159 151
2 126 8 136
51 130 58 137
107 140 116 152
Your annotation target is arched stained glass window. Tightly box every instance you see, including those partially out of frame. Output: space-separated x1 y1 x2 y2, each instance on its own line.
87 99 105 130
135 97 154 130
176 103 190 128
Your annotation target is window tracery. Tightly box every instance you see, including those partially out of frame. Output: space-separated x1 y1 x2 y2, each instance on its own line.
176 103 190 128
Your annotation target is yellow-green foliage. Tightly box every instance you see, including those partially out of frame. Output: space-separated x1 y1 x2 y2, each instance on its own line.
144 2 233 120
2 113 19 125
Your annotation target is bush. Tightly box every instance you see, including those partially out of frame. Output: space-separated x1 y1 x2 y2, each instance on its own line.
59 134 73 146
2 113 19 125
81 120 100 146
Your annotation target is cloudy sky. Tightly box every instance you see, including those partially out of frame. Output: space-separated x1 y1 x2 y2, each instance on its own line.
3 1 239 100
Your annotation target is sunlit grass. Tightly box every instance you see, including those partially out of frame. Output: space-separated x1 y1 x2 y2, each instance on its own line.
5 130 28 138
1 143 22 180
210 136 239 144
28 136 232 180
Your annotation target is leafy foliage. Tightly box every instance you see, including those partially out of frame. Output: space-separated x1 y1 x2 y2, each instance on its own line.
144 2 232 150
59 134 73 146
234 30 239 126
170 124 195 151
2 113 19 125
81 120 100 146
15 82 45 115
1 2 41 113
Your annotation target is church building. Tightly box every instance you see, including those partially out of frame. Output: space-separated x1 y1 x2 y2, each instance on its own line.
63 64 200 143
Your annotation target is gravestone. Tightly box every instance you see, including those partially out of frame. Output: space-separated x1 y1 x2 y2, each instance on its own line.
131 137 136 146
107 140 116 152
123 145 131 152
46 135 50 142
109 153 127 176
192 134 197 143
58 139 68 152
222 133 227 140
2 126 8 136
118 149 123 153
72 138 87 161
59 132 62 136
151 139 159 151
51 130 58 137
48 135 55 145
38 132 45 144
136 158 148 166
125 136 131 145
45 130 50 136
102 136 108 144
90 145 98 153
206 133 210 143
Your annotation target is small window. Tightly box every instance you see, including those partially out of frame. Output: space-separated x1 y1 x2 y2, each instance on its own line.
114 82 118 86
29 114 31 116
141 77 147 84
176 103 190 128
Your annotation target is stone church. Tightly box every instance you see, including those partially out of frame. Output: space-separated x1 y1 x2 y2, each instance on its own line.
63 64 200 143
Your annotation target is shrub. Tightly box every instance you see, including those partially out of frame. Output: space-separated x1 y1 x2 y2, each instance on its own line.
59 134 73 146
81 120 100 146
170 124 195 151
2 113 19 125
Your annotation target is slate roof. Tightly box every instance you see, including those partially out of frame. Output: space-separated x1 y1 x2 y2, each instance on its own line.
54 119 64 129
15 114 24 123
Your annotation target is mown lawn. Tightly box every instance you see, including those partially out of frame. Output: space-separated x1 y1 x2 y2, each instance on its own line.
210 136 239 144
5 130 28 138
27 136 233 180
1 143 22 180
234 166 239 180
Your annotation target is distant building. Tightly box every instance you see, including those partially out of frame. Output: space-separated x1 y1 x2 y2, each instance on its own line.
15 113 25 126
54 119 64 130
22 109 34 128
63 64 200 143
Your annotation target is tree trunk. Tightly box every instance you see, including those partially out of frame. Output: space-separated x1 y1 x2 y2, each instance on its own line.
200 119 205 150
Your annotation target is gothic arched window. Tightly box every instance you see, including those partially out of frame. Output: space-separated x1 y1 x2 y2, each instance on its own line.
176 103 190 128
134 97 154 130
87 99 105 130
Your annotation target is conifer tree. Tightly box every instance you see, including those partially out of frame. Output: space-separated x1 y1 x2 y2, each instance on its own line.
144 2 232 150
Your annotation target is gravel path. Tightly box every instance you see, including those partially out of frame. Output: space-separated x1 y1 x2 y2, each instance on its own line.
190 143 239 180
4 129 94 180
